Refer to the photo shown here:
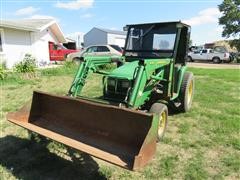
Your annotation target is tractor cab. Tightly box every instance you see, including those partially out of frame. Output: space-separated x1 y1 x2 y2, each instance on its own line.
123 22 190 63
104 22 191 105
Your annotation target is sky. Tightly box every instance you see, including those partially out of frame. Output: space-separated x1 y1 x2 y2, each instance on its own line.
0 0 225 45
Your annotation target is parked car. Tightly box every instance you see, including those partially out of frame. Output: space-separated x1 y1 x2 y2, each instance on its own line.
67 44 122 62
49 42 79 61
187 47 231 63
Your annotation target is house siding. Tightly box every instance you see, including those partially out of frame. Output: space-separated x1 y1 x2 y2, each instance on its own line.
84 28 107 47
0 27 60 68
1 27 32 68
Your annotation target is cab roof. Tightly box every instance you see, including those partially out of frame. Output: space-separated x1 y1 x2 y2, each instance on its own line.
125 21 190 28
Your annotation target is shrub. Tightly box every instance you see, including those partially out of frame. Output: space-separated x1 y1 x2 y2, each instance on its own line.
14 54 36 73
63 60 75 68
0 65 6 80
237 55 240 63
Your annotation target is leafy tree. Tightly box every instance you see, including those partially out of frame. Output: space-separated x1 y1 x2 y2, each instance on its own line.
218 0 240 51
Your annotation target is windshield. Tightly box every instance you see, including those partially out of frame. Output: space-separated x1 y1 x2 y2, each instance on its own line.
59 44 67 49
125 25 177 58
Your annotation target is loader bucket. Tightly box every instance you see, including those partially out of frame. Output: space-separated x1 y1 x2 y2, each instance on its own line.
7 91 159 170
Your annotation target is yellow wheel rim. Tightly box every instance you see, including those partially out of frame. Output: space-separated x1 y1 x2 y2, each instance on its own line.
158 111 167 136
187 80 193 106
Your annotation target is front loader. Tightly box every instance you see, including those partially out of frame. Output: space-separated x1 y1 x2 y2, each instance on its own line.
7 21 194 170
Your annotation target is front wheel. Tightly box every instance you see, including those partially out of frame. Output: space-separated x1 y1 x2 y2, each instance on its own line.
179 72 194 112
149 103 168 142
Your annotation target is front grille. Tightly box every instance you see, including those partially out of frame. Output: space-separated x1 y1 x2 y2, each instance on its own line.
106 79 130 101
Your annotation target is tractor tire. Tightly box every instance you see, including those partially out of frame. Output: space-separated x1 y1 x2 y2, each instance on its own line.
149 103 168 142
178 72 194 112
212 57 221 64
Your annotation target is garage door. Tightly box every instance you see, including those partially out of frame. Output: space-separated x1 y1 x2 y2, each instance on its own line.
115 38 125 48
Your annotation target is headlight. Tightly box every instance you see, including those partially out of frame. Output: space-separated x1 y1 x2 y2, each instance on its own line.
108 79 116 86
121 81 130 88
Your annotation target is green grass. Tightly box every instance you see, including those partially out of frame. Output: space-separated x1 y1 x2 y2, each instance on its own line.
0 66 240 179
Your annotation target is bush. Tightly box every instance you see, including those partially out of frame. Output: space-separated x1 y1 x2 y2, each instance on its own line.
0 65 6 80
14 54 36 73
63 60 75 68
237 56 240 63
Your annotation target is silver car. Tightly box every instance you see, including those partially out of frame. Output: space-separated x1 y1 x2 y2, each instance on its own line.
67 44 122 62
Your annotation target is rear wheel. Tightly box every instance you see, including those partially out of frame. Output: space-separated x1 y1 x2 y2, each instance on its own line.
225 57 232 63
178 72 194 112
187 56 193 62
72 57 81 65
212 57 221 63
149 103 168 142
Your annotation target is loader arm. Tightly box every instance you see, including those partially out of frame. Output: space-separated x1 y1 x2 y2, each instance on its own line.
127 58 172 108
68 55 122 97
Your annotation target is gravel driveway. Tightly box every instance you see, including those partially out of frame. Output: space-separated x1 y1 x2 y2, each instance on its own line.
187 62 240 69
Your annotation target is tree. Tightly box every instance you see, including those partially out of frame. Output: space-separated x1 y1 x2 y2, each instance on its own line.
218 0 240 51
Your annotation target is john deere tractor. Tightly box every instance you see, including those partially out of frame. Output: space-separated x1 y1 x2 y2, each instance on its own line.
8 21 194 170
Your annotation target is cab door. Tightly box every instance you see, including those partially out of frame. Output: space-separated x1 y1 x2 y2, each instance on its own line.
191 51 201 60
200 49 208 61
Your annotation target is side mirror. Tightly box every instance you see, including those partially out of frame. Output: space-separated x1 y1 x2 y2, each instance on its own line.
123 26 128 31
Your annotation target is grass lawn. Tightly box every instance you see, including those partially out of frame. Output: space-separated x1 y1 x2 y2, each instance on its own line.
0 65 239 179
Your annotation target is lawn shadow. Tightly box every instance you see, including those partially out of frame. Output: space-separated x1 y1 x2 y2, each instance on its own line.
0 135 107 180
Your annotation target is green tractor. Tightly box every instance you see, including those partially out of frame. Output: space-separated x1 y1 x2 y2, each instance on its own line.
8 21 194 170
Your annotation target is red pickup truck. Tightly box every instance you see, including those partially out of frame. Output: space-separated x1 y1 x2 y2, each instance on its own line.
49 42 79 61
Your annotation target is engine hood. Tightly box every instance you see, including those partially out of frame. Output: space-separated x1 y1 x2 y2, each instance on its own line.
108 58 171 80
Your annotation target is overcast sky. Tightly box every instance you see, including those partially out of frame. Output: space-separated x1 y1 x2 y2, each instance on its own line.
1 0 225 45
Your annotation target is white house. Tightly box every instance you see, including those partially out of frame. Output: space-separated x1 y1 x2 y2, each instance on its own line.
0 19 66 68
84 28 126 48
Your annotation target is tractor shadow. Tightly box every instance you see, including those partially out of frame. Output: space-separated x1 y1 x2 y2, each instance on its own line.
0 135 107 180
